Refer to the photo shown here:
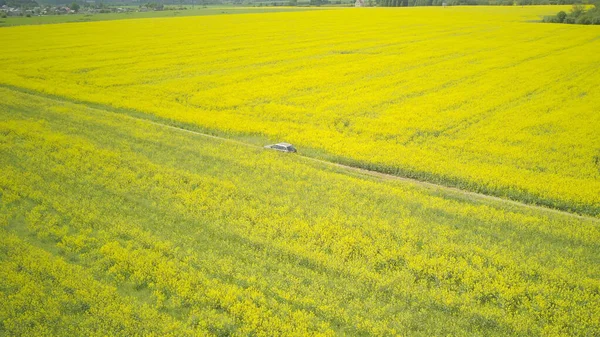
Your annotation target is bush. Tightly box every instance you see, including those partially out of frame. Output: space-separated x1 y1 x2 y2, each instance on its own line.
543 10 568 23
576 16 592 24
570 4 585 17
543 3 600 24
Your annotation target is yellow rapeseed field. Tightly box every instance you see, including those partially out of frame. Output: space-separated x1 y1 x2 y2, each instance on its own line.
1 6 599 215
1 87 599 336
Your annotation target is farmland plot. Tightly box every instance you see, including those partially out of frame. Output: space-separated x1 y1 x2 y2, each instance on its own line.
1 7 600 336
1 7 599 215
1 87 599 336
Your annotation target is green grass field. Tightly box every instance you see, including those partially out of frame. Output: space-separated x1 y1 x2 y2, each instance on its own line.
0 6 321 27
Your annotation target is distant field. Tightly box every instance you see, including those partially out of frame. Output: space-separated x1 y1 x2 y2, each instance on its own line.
0 6 320 27
1 87 599 336
1 6 598 216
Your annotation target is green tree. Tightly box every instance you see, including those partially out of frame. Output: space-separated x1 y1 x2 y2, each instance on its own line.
70 2 80 11
570 4 585 17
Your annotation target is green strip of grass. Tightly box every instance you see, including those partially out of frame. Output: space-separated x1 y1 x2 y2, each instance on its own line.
0 6 323 27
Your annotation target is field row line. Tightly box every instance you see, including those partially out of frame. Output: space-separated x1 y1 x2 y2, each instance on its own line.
3 84 598 223
144 120 600 224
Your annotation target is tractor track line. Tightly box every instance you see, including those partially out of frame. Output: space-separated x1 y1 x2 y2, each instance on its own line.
2 84 599 223
146 121 600 223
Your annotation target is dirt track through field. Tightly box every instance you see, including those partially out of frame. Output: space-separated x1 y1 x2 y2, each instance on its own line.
4 84 599 223
146 117 600 224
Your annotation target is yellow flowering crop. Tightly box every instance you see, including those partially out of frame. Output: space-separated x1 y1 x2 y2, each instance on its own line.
1 87 599 336
1 6 598 215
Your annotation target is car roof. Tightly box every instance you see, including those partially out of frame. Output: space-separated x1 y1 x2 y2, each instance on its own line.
276 143 294 147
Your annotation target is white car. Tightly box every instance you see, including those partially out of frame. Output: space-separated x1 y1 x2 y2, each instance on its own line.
264 142 297 153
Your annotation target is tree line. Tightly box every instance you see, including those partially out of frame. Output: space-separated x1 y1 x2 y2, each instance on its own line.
378 0 594 6
543 1 600 23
